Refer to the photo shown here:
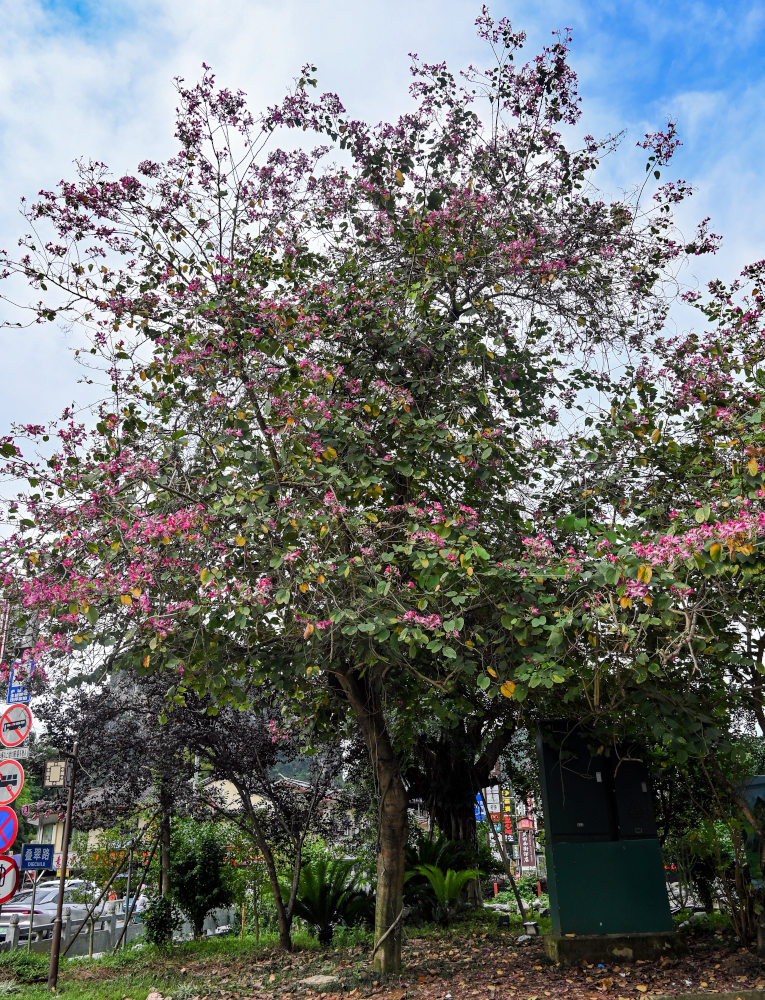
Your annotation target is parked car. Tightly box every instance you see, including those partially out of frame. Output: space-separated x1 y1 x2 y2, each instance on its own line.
0 880 107 942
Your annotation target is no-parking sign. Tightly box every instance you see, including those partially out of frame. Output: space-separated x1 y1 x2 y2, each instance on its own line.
0 808 17 853
0 855 19 904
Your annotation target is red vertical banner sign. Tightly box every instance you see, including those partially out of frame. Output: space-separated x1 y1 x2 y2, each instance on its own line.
519 828 536 869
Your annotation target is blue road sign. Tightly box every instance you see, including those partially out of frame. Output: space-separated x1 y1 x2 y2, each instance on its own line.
20 843 54 871
474 792 485 821
6 665 31 706
0 808 17 852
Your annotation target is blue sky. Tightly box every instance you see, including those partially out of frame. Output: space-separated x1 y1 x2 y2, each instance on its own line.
1 0 764 434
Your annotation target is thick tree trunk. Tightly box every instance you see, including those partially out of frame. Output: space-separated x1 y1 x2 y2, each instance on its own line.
338 671 408 975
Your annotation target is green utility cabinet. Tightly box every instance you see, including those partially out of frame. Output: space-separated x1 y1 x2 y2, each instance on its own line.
537 726 672 936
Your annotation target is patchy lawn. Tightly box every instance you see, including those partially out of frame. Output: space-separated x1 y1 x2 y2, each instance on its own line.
2 912 764 999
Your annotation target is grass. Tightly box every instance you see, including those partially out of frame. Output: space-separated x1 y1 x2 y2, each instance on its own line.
0 929 322 1000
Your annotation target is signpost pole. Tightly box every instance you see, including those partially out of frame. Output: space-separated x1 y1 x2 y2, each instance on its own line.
47 743 77 992
27 870 41 953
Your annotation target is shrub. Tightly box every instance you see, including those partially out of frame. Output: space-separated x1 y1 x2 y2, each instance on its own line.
406 864 480 925
288 856 371 946
170 823 234 939
143 895 182 948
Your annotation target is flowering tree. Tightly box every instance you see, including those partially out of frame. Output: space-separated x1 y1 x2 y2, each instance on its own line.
0 11 718 971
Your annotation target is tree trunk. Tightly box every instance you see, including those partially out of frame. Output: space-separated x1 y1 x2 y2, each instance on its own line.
239 783 293 951
338 671 408 975
159 782 171 898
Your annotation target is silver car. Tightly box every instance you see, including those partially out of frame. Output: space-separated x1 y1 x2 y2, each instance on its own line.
0 881 107 941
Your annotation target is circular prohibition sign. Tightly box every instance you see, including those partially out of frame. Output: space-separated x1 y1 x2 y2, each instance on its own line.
0 760 24 807
0 705 32 749
0 808 17 854
0 855 19 905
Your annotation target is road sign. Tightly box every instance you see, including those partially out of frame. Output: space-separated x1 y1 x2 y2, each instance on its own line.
0 705 32 748
0 760 23 806
0 808 17 853
5 745 28 761
6 666 31 705
0 855 19 904
20 843 54 871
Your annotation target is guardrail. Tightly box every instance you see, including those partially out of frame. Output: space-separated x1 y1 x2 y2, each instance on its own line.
0 902 238 957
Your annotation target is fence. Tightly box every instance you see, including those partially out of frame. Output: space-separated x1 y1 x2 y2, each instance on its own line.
0 902 238 957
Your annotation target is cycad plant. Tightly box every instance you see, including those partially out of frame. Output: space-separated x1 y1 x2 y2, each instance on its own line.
407 864 480 924
287 856 371 946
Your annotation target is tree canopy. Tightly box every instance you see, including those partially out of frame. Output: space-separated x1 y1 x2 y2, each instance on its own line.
0 9 757 971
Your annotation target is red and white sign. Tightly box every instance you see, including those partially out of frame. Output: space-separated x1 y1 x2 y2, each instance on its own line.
0 760 23 806
0 855 19 904
0 705 32 748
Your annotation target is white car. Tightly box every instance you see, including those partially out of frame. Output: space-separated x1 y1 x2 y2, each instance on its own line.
0 881 108 941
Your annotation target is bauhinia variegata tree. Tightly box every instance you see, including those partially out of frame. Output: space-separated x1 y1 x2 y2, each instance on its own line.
0 10 723 972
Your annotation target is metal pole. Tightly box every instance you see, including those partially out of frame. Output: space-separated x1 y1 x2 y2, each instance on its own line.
27 871 40 953
47 742 77 991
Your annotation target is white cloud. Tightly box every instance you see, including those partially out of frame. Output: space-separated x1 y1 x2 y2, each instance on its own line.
1 0 764 436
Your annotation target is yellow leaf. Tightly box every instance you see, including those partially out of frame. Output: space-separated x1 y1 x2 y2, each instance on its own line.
651 428 660 443
28 552 39 566
458 454 466 463
466 566 473 576
120 594 133 606
131 588 142 597
643 595 653 607
500 681 516 699
749 456 759 476
317 574 325 584
303 622 314 639
636 987 648 993
619 596 632 609
299 583 309 593
487 667 497 678
394 168 404 186
710 542 722 561
110 542 121 552
143 655 151 668
235 534 246 546
320 525 327 537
